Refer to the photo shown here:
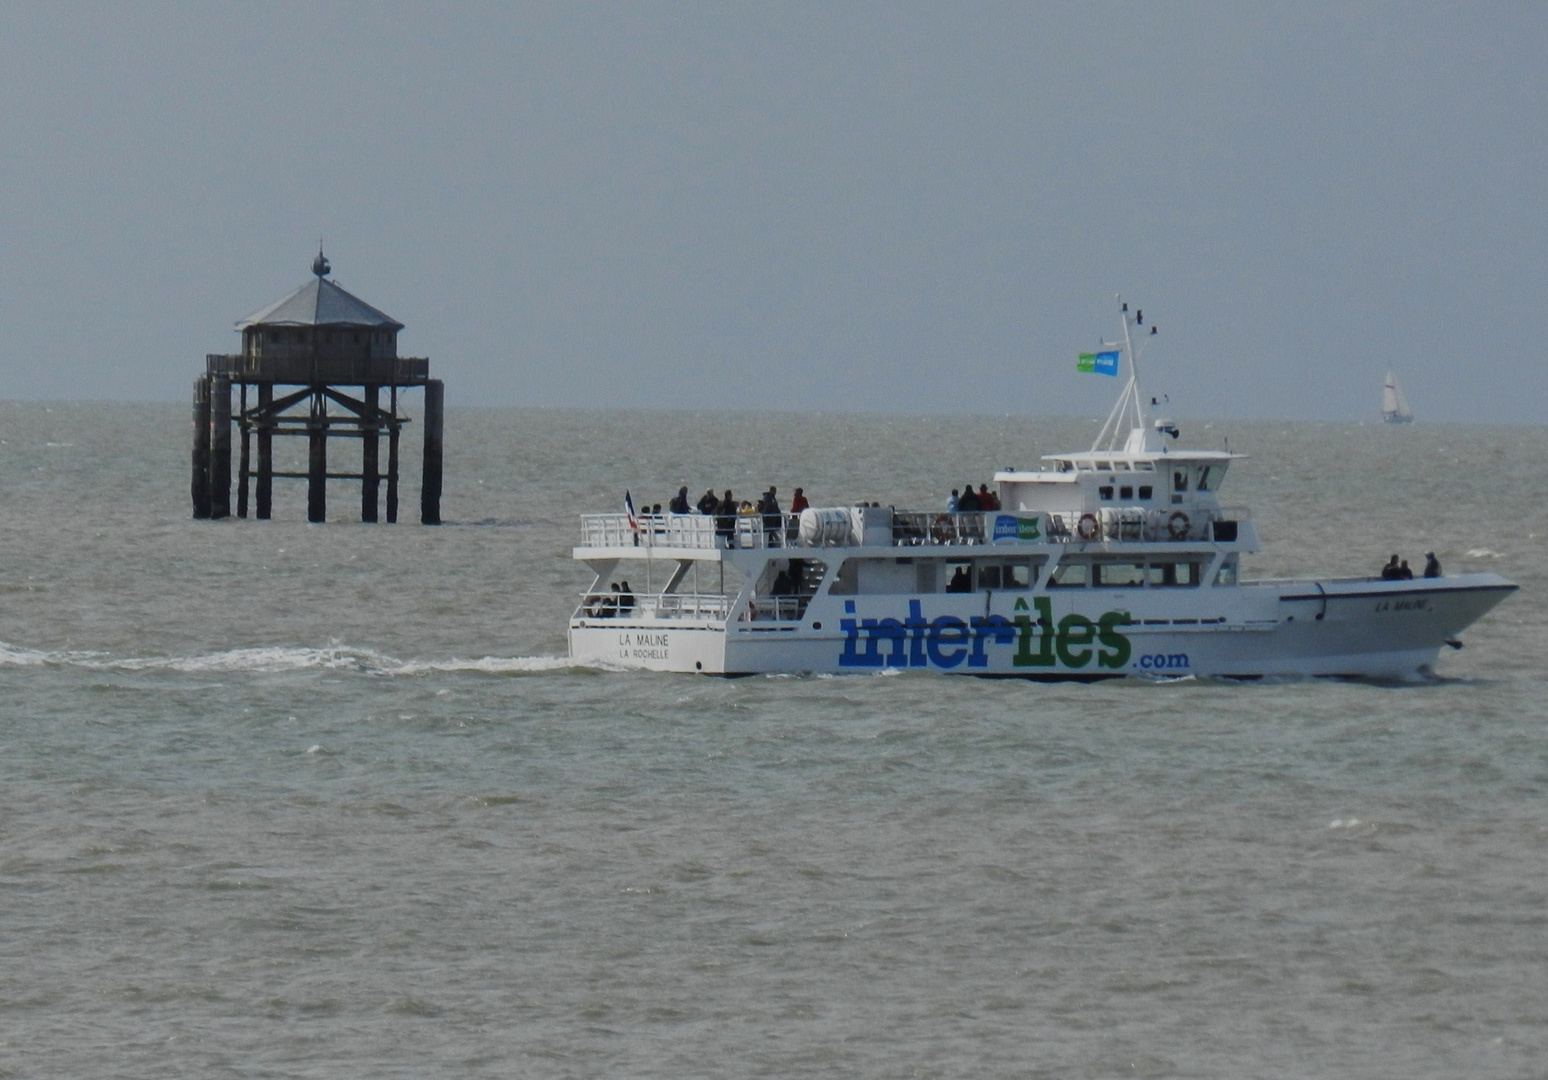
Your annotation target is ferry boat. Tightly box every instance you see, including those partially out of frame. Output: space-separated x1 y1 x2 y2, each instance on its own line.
569 300 1515 680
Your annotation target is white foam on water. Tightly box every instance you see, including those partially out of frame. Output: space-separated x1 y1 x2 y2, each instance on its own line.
0 639 589 677
395 654 587 675
0 641 59 667
1464 548 1503 558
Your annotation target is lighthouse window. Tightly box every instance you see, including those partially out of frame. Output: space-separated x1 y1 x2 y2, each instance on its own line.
1119 486 1133 500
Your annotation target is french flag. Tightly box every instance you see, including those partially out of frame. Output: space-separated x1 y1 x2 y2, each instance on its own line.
624 490 639 534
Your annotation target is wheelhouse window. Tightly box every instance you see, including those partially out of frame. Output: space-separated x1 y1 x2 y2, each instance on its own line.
1119 485 1133 500
1172 469 1188 493
1092 562 1145 588
977 559 1036 591
1214 556 1238 586
1138 485 1153 500
945 561 973 593
829 560 859 594
1197 466 1214 492
1099 486 1114 501
1147 560 1201 587
1049 562 1088 588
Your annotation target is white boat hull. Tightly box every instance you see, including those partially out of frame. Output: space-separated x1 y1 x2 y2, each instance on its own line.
569 573 1515 681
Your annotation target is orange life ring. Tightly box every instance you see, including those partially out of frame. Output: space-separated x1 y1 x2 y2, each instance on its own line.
1167 510 1190 540
1076 512 1100 541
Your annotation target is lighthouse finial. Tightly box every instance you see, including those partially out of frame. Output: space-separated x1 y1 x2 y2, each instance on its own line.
312 241 330 278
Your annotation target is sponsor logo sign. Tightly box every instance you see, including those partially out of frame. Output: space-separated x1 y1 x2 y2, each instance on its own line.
838 597 1132 671
991 514 1043 543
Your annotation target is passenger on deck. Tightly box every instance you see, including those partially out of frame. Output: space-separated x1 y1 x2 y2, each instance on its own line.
1380 554 1401 580
789 487 810 514
957 485 980 513
1424 552 1442 578
979 484 999 511
618 581 635 615
772 570 793 595
601 583 619 618
946 489 959 512
715 491 737 546
698 489 720 515
946 565 971 592
760 487 782 546
670 487 690 514
1398 560 1414 580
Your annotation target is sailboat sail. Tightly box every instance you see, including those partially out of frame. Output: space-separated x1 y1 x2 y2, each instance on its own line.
1382 368 1413 423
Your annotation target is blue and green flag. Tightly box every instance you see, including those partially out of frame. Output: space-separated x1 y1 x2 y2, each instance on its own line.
1077 350 1120 376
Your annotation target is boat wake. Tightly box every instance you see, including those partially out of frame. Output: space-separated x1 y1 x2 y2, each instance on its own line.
0 640 592 677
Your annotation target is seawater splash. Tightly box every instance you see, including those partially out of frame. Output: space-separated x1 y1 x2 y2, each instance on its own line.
0 639 589 677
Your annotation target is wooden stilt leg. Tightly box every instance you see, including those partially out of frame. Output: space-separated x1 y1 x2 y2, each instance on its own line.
421 379 443 525
237 383 250 518
210 374 231 519
307 390 327 523
256 383 273 520
386 384 399 524
362 384 379 522
191 375 211 519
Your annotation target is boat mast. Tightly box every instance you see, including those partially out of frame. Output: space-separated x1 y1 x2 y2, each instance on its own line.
1092 295 1151 452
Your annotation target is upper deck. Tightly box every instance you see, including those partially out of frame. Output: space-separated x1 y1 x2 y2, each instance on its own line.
577 502 1255 556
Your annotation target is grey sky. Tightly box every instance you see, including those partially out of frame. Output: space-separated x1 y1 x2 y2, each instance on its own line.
1 3 1542 421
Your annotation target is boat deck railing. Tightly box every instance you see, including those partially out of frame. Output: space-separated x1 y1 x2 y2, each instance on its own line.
574 591 734 621
579 505 1252 551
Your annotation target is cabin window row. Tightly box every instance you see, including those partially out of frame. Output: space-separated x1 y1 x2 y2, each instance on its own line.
827 555 1231 594
829 557 1040 595
1049 559 1205 588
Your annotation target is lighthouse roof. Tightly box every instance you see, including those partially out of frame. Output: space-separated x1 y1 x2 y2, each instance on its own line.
236 275 403 331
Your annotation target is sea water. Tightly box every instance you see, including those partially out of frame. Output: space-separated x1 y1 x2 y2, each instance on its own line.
0 403 1544 1078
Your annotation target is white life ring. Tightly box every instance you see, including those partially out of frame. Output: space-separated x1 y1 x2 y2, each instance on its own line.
1076 512 1100 541
1167 511 1190 540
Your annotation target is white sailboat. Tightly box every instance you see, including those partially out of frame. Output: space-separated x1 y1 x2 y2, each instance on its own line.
1382 368 1413 424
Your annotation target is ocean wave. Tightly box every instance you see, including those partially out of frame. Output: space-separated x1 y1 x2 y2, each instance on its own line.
0 640 587 677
